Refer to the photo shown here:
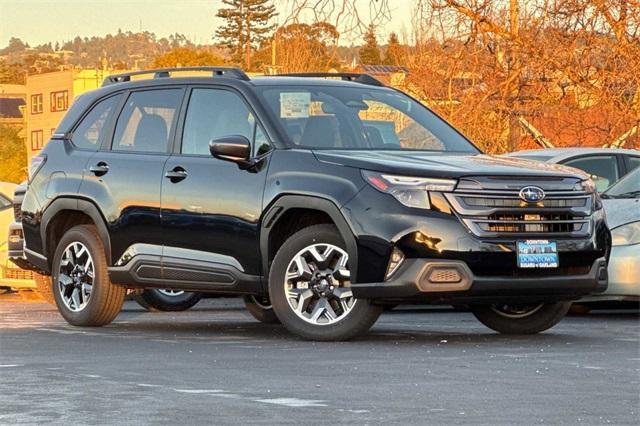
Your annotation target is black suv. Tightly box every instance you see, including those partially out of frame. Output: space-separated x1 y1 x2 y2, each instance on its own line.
15 67 610 340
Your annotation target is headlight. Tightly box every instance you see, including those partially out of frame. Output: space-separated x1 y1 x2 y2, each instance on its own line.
362 171 457 209
575 178 596 194
575 178 602 209
611 221 640 246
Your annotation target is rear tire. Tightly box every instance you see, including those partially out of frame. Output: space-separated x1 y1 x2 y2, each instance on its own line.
135 289 202 312
269 224 382 341
34 272 55 305
471 302 571 334
244 295 280 324
52 225 125 326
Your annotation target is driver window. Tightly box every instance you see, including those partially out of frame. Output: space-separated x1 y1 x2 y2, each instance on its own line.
182 89 258 156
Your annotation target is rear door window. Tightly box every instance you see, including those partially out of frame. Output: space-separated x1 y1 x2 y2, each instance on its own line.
112 89 183 153
564 155 620 192
627 156 640 172
71 94 121 150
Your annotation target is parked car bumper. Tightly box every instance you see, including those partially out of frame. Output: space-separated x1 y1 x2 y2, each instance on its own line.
579 244 640 302
8 221 25 259
1 222 36 289
350 257 608 304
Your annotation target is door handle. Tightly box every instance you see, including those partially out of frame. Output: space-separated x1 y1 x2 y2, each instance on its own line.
165 167 188 182
89 162 109 176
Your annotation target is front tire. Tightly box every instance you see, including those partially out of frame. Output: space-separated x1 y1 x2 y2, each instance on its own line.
269 224 382 341
471 302 571 334
135 289 202 312
52 225 125 326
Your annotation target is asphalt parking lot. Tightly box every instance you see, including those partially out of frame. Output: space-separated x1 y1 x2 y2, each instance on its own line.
0 292 638 425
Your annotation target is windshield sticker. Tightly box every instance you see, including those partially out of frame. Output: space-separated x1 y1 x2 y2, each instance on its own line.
280 92 310 118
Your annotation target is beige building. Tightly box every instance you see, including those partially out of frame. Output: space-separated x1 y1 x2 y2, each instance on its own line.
25 69 125 159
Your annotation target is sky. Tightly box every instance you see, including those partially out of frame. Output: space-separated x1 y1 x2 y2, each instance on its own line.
0 0 413 48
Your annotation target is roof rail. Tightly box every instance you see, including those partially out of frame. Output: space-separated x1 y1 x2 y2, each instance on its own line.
277 73 384 87
102 67 250 86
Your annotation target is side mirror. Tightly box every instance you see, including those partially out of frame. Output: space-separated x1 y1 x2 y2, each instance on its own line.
209 135 251 166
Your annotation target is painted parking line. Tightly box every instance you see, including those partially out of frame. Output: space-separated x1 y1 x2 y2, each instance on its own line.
255 398 328 408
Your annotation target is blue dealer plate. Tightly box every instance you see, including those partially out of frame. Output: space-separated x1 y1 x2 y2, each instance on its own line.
517 240 558 268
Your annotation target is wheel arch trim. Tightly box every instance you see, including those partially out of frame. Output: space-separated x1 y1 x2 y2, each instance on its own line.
40 196 112 267
260 194 359 282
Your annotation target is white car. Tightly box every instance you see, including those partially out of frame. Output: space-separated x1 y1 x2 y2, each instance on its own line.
506 148 640 192
586 168 640 302
0 182 35 291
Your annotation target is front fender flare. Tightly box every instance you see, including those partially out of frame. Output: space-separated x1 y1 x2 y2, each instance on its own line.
260 195 359 283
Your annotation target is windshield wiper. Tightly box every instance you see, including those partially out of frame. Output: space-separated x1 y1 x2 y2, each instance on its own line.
604 190 640 199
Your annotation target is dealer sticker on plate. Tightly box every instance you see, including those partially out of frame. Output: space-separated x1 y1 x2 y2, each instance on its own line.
517 240 558 268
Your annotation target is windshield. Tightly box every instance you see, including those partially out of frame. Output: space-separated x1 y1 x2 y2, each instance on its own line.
257 85 480 153
602 168 640 199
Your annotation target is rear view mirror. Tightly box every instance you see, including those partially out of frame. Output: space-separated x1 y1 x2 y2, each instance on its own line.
209 135 251 166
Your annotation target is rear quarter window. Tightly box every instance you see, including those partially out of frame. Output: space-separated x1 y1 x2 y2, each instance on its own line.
71 94 122 150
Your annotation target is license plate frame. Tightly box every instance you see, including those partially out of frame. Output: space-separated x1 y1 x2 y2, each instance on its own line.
517 240 558 269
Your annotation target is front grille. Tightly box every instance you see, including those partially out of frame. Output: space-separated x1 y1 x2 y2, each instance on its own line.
477 213 587 234
461 197 587 208
445 176 594 238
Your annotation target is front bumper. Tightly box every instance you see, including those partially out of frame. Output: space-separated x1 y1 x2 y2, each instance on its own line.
351 257 608 304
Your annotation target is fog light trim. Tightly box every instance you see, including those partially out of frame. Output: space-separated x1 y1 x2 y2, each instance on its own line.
385 247 405 279
417 261 473 293
427 267 462 283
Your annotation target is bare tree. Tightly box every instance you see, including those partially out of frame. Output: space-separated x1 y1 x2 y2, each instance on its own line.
278 0 392 40
403 0 639 151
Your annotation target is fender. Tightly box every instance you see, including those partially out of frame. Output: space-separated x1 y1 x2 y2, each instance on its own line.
40 197 112 266
260 195 359 282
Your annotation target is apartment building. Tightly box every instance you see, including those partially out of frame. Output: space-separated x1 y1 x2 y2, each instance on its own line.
25 69 123 159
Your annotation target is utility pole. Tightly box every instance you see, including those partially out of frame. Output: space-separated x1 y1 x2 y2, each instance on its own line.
506 0 521 152
271 36 276 67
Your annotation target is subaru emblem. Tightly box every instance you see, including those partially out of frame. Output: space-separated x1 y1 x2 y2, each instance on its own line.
519 186 545 202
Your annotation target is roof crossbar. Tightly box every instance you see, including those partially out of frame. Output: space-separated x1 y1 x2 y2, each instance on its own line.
277 73 384 87
102 67 250 86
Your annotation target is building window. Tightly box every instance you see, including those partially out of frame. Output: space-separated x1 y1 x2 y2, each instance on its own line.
31 130 44 151
50 90 69 112
31 94 43 114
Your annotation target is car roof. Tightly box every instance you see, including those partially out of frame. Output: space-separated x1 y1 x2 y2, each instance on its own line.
97 75 388 91
54 73 394 136
506 147 640 162
249 76 388 89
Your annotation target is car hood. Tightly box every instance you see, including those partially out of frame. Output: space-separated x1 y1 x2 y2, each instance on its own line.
603 198 640 229
313 150 588 179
